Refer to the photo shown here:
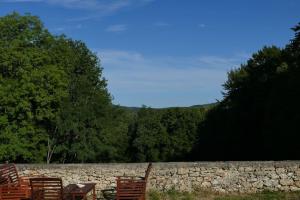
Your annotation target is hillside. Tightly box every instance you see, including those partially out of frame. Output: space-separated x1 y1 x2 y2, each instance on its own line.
117 102 217 112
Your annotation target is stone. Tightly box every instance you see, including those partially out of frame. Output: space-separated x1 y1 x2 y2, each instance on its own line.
252 180 263 189
16 161 300 194
290 186 300 191
280 179 294 186
211 180 219 185
294 180 300 187
276 168 286 174
177 168 189 175
248 178 258 183
244 167 254 172
189 172 200 177
201 181 212 187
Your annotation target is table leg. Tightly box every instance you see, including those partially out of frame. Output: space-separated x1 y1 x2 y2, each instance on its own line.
93 186 96 200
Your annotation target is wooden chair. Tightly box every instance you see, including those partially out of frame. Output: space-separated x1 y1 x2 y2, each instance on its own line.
116 163 152 200
30 178 63 200
0 163 31 200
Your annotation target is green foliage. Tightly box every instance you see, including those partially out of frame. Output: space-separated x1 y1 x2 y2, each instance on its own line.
129 107 206 162
1 12 300 163
0 12 126 163
130 107 168 161
214 191 300 200
148 190 161 200
0 12 208 163
193 22 300 160
0 13 67 162
148 190 300 200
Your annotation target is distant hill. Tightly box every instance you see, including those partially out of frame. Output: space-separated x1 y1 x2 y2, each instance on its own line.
116 102 218 112
189 102 218 108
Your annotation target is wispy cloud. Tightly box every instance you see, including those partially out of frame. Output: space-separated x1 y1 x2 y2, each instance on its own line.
153 22 170 27
105 24 127 32
4 0 154 11
3 0 118 9
99 50 143 64
46 0 131 11
75 24 83 29
3 0 42 2
97 49 248 107
4 0 155 22
52 27 65 32
51 23 83 33
198 23 206 28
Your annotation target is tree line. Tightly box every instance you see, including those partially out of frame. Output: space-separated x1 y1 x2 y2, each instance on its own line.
0 13 299 163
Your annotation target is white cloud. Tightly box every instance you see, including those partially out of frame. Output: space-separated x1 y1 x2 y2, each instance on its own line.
4 0 155 22
75 24 82 29
4 0 154 11
105 24 127 32
198 23 206 28
3 0 42 2
99 50 143 64
97 49 248 107
51 23 82 33
52 27 65 32
153 22 170 27
46 0 130 11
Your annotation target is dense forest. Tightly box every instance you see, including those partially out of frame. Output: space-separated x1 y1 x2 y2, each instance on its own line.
0 13 299 163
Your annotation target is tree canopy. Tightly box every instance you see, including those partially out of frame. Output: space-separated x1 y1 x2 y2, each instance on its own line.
0 12 300 163
0 13 127 163
193 23 300 160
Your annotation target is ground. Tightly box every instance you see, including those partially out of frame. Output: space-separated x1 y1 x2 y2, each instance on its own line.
147 189 300 200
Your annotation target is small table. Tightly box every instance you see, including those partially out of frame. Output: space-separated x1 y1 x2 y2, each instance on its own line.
64 183 96 200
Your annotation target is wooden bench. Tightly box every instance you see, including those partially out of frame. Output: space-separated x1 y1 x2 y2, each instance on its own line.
0 163 31 200
30 178 64 200
116 163 152 200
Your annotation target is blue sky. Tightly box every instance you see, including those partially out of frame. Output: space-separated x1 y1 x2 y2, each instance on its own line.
0 0 299 107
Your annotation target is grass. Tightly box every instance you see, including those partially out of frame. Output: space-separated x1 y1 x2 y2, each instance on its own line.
147 189 300 200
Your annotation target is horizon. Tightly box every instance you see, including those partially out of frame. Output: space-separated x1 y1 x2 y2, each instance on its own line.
0 0 299 108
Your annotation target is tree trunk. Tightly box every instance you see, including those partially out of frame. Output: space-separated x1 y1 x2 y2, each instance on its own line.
47 137 56 164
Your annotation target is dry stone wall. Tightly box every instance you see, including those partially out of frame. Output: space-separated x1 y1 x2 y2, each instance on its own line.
17 161 300 194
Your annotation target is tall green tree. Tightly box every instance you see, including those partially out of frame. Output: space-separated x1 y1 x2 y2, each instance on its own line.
129 107 206 162
194 23 300 160
0 13 121 163
0 13 68 162
129 107 168 162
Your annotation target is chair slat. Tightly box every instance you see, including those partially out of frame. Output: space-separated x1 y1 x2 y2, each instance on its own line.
30 178 63 200
116 163 152 200
0 163 30 200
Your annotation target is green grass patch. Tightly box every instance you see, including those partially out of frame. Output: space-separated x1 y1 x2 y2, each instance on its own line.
147 190 300 200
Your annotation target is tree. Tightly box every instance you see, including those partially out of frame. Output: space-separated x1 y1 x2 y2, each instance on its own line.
129 107 168 162
0 12 116 163
160 108 205 161
194 23 300 160
128 107 206 162
0 13 68 162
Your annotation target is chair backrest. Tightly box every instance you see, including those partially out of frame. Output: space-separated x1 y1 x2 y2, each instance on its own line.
116 163 152 200
116 178 145 200
30 178 63 200
0 164 20 185
144 162 152 181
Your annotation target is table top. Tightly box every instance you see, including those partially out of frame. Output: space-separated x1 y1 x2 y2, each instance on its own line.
64 183 96 195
